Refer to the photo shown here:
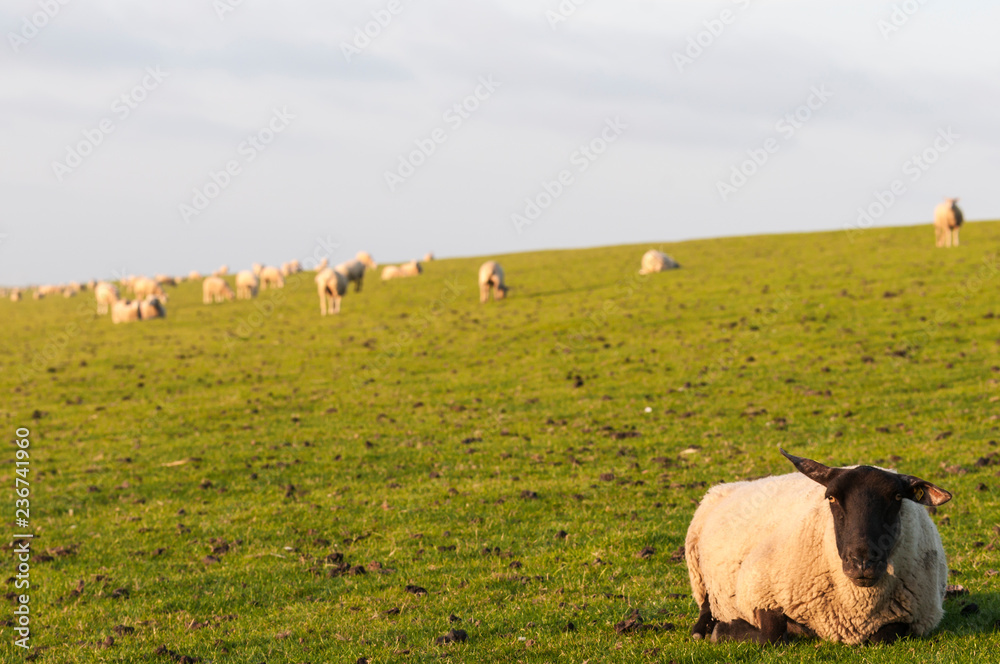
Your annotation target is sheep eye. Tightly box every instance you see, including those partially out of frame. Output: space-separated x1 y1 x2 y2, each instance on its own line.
895 493 903 501
828 496 837 504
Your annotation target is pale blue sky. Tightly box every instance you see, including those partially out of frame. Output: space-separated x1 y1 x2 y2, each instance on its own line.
1 1 997 285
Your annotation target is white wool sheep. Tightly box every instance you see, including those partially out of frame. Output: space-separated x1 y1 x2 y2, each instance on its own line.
934 198 964 247
423 252 435 262
478 261 508 302
94 282 119 315
32 290 45 300
639 249 680 275
315 268 347 315
188 270 202 281
213 265 229 277
381 260 422 281
251 263 263 277
334 251 377 293
10 289 22 302
235 270 259 299
686 450 951 645
259 266 285 290
202 276 234 304
111 300 140 324
132 276 166 301
155 274 177 287
138 296 166 320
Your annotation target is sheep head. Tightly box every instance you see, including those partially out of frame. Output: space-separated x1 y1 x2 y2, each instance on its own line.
780 449 951 588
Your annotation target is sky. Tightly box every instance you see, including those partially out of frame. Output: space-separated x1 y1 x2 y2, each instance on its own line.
1 0 997 285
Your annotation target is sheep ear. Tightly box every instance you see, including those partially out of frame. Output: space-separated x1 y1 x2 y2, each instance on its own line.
900 475 952 506
780 448 842 487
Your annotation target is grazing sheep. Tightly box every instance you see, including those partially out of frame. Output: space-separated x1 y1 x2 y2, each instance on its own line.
188 270 202 281
132 276 166 301
478 261 508 302
202 276 234 304
381 260 422 281
86 279 96 291
315 268 347 315
251 263 263 277
213 265 229 277
138 296 166 320
235 270 259 299
639 249 680 275
934 198 964 248
10 289 22 302
111 300 141 324
155 274 177 287
335 251 377 293
32 290 45 300
423 252 434 262
94 282 119 315
686 449 951 645
259 266 285 290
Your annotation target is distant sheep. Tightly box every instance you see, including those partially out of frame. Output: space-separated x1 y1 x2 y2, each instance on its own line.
423 252 435 262
10 289 22 302
478 261 508 302
251 263 263 277
188 270 202 281
155 274 177 287
133 276 166 301
213 265 229 277
381 260 422 281
686 449 951 645
934 198 964 248
94 282 119 315
235 270 259 299
259 266 285 290
315 268 347 315
202 276 234 304
639 249 680 275
335 251 377 292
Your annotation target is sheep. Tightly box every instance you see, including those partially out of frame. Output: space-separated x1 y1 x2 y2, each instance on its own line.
686 449 952 646
423 252 435 262
132 276 166 301
334 251 377 293
381 260 422 281
316 257 329 271
94 282 119 315
188 270 202 281
315 267 347 315
251 263 263 277
10 289 22 302
32 290 45 300
213 265 229 277
478 261 508 302
259 266 285 290
934 198 964 247
639 249 680 275
138 296 166 320
202 276 234 304
155 274 177 287
111 300 140 323
235 270 259 299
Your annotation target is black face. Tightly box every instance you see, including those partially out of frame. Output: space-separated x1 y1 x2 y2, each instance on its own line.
780 449 952 588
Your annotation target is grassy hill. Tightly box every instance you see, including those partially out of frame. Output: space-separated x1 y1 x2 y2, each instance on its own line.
1 222 999 663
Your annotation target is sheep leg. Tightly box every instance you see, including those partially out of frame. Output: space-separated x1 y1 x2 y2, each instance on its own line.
711 609 787 645
690 597 717 640
953 229 959 247
866 622 910 644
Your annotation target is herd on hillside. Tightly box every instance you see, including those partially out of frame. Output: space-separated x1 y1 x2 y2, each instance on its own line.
1 198 965 323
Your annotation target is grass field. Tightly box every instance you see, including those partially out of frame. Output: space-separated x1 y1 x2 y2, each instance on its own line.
2 223 999 663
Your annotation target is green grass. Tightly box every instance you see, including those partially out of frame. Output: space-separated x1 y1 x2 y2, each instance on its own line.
1 222 999 663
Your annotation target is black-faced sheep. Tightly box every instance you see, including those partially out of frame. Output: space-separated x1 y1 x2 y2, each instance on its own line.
639 249 680 275
686 449 951 645
934 198 963 247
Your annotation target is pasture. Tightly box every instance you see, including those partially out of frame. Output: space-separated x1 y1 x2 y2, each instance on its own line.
2 222 999 663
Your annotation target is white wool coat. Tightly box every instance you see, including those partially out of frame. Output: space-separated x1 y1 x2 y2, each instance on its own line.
686 471 947 644
639 249 679 275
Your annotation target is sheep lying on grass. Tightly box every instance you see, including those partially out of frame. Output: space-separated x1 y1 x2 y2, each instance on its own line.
934 198 964 247
478 261 508 302
315 268 347 315
202 276 234 304
639 249 680 275
132 276 166 301
381 260 422 281
686 449 951 645
235 270 258 299
111 296 165 323
335 252 376 292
